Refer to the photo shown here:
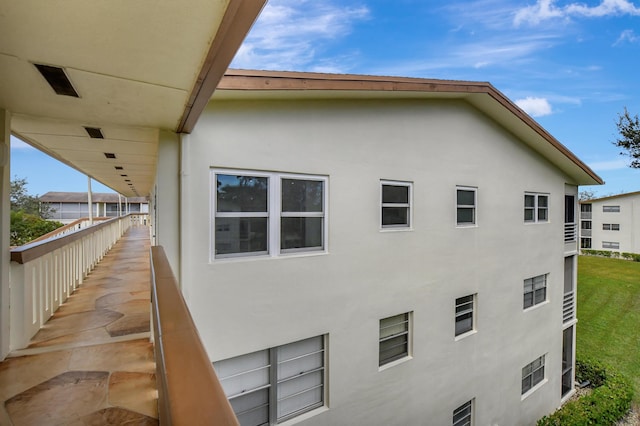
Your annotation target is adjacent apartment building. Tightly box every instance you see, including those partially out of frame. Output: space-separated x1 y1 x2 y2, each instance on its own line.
39 192 148 223
169 70 602 426
580 191 640 253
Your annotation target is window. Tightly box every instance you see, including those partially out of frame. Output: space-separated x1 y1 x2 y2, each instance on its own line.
523 274 547 309
379 312 411 366
453 399 473 426
603 205 620 213
581 221 592 230
522 355 545 395
214 336 325 425
457 187 476 226
580 238 592 249
602 223 620 231
524 193 549 223
213 171 326 259
455 295 475 336
381 181 412 228
602 241 620 249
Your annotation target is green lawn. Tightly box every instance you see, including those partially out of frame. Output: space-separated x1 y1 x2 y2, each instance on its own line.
577 255 640 402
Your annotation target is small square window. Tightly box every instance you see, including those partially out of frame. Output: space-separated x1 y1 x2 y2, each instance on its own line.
455 295 475 336
524 193 549 223
379 312 411 366
453 399 473 426
523 274 547 309
457 187 476 226
522 355 545 395
381 181 412 228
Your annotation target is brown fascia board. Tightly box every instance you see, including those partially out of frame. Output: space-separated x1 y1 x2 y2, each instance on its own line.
218 69 604 185
177 0 267 134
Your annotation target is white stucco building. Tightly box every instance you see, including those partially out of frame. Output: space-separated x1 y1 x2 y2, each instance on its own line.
170 70 600 426
40 191 148 223
580 191 640 254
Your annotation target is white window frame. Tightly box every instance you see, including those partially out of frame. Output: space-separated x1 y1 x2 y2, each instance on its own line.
603 205 620 213
524 193 549 223
214 335 326 425
456 186 477 227
455 294 476 338
522 355 546 396
380 180 413 230
453 399 474 426
523 274 548 310
379 312 412 368
602 241 620 249
212 169 328 260
602 223 620 231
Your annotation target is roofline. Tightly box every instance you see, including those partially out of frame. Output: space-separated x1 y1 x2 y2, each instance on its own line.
580 190 640 203
176 0 267 133
218 69 604 185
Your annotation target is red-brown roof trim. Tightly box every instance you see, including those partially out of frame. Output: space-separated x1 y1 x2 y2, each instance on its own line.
218 69 603 185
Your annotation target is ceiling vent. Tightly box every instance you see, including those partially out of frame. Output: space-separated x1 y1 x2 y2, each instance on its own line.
104 153 116 159
34 64 79 97
115 166 123 170
84 127 104 139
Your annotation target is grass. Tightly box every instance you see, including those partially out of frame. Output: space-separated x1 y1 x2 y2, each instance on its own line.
577 255 640 403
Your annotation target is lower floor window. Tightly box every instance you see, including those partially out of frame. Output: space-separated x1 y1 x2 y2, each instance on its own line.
602 241 620 249
453 399 473 426
523 274 547 309
522 355 545 394
455 294 475 336
379 312 411 366
214 335 325 425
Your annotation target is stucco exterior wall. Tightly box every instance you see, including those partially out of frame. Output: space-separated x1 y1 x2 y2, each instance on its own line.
182 97 576 425
586 194 640 253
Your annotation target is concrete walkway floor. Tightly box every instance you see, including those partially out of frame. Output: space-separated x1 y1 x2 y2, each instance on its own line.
0 226 158 425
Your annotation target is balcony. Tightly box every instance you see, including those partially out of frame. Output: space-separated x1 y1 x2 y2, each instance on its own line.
564 222 577 243
1 216 237 425
563 291 575 323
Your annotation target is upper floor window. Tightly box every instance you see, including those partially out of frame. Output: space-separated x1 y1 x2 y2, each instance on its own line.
603 205 620 213
522 355 545 395
524 274 547 309
455 294 475 337
524 193 548 223
381 181 412 229
456 187 477 226
213 170 327 259
602 223 620 231
379 312 411 366
214 335 325 424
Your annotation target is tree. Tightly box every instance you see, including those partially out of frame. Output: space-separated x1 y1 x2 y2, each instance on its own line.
613 107 640 168
579 190 596 201
9 177 62 246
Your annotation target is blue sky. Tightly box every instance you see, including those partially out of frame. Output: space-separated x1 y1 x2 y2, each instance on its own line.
11 0 640 196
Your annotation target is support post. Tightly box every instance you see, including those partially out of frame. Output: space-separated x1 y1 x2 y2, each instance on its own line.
0 110 12 359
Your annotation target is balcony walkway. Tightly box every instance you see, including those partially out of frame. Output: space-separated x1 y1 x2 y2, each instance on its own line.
0 226 158 425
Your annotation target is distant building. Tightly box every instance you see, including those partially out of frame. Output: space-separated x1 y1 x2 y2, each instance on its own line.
39 192 148 224
580 191 640 253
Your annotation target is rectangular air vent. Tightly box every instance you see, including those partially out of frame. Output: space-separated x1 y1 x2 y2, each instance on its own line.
104 153 116 159
84 127 104 139
34 64 79 97
115 166 123 170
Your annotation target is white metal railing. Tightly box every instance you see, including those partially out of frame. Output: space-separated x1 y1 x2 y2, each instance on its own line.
9 214 147 351
580 229 592 237
563 291 575 323
564 223 577 243
580 212 592 220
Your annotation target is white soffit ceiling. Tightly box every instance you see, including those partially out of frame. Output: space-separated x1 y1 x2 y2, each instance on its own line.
0 0 232 197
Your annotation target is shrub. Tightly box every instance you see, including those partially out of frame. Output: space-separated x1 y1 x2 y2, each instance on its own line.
537 357 633 426
10 211 63 246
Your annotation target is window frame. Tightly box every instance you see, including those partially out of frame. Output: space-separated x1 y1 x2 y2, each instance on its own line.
524 192 549 223
214 335 326 425
379 312 412 367
603 205 620 213
453 399 474 426
455 294 476 338
523 274 548 310
456 186 477 227
602 241 620 250
212 169 328 260
602 223 620 231
380 180 413 230
522 355 546 396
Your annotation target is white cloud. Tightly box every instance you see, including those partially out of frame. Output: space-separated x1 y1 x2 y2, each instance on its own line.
515 96 553 117
588 158 630 171
514 0 640 26
231 0 369 71
614 29 640 45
